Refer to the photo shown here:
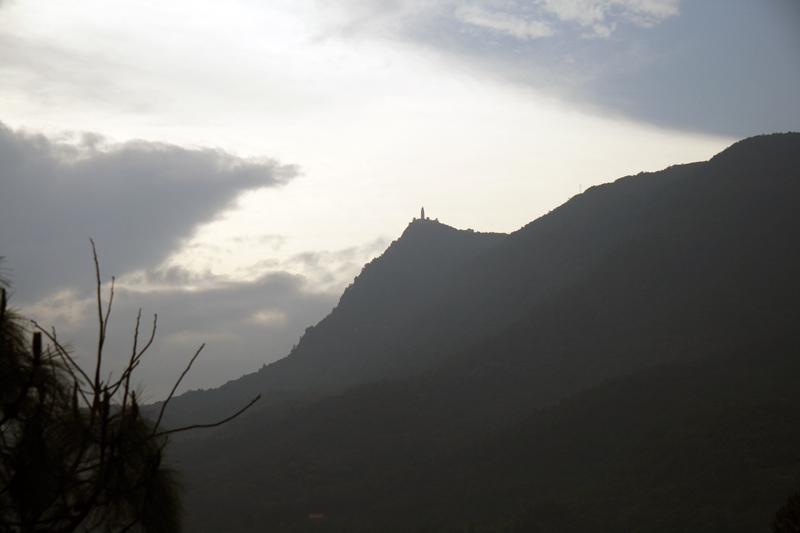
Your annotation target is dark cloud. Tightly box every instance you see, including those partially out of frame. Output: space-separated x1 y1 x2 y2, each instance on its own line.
22 268 338 399
0 122 298 301
464 0 800 137
585 0 800 137
117 271 337 397
329 0 800 137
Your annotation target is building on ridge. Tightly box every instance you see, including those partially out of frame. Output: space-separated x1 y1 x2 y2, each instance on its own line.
413 206 436 224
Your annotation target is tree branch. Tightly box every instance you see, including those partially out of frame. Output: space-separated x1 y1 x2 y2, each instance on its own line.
154 394 261 437
153 343 204 433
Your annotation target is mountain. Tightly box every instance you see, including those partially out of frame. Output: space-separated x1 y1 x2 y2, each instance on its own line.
167 133 800 532
157 220 506 427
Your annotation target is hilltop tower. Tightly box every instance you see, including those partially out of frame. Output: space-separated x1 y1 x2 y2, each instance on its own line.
421 206 425 220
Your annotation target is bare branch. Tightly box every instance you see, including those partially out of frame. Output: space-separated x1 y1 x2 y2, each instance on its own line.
32 321 92 406
154 394 261 437
135 313 158 360
107 312 157 403
5 244 260 532
153 343 205 432
90 239 106 398
109 309 141 403
102 276 115 338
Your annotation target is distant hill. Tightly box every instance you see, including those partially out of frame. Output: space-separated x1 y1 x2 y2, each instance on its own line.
167 133 800 532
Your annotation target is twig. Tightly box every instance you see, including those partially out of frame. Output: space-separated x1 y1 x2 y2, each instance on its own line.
154 395 261 437
32 321 92 406
90 239 111 404
152 343 205 433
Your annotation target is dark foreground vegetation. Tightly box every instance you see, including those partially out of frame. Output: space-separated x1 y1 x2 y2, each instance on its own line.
0 248 257 532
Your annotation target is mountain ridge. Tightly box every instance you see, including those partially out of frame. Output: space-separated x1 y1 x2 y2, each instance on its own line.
158 132 799 429
165 132 800 532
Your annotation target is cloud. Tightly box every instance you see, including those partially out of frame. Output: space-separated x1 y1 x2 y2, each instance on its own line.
454 5 556 40
239 237 391 294
115 236 388 396
21 266 339 399
328 0 682 41
136 274 338 397
535 0 681 34
0 122 298 301
323 0 798 137
452 1 663 42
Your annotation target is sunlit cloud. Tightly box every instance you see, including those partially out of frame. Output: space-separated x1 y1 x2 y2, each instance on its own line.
454 5 556 40
451 0 681 40
535 0 682 33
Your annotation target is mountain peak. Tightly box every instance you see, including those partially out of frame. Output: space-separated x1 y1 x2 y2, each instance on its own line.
334 216 505 321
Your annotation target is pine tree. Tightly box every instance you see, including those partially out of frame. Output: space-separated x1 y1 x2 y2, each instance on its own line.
773 492 800 533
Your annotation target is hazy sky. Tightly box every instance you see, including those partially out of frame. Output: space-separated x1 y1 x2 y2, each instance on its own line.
1 0 798 398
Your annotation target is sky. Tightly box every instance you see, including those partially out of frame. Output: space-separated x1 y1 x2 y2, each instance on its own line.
1 0 798 399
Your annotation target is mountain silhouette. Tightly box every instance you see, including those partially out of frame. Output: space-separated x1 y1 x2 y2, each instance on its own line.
163 133 800 532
